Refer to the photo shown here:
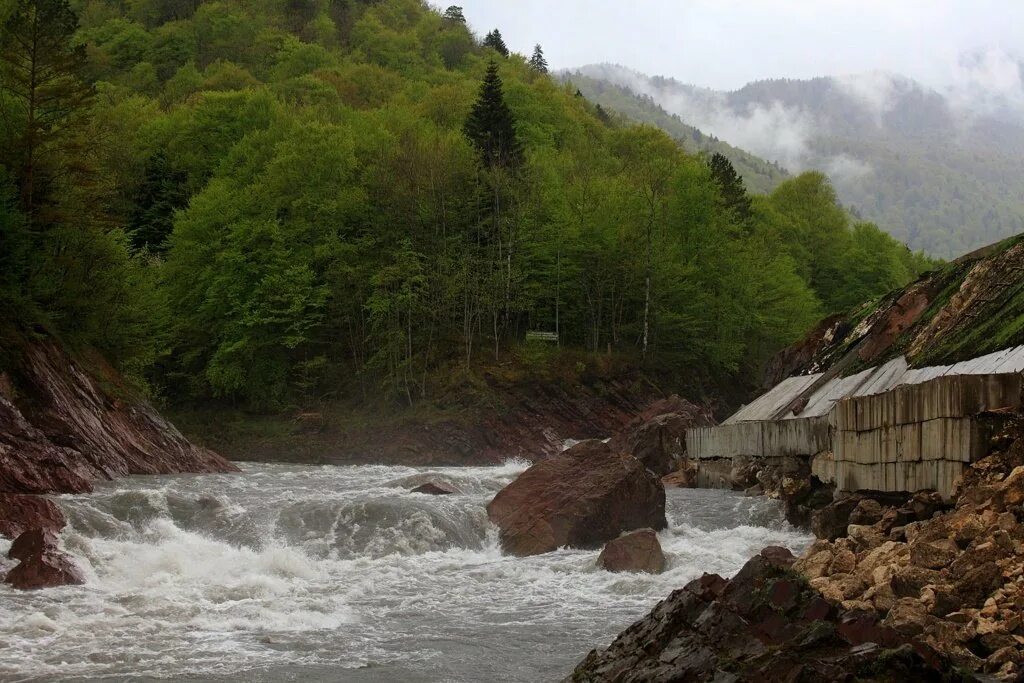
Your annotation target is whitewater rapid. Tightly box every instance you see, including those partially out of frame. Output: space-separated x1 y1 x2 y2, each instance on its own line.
0 461 813 681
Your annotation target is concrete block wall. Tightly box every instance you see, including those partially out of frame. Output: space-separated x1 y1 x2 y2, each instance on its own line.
816 373 1021 499
686 372 1022 498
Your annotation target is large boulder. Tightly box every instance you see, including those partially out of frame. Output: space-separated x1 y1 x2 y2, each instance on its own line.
4 528 85 590
487 440 666 556
597 529 666 574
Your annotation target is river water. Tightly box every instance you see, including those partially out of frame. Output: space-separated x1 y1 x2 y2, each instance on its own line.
0 461 812 682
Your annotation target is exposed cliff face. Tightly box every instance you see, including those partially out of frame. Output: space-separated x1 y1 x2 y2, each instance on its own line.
765 235 1024 385
0 334 236 516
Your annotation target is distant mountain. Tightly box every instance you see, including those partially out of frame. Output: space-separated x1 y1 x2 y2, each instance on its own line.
562 72 789 195
569 63 1024 258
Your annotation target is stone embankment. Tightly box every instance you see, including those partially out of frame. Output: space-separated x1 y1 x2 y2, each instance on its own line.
791 419 1024 680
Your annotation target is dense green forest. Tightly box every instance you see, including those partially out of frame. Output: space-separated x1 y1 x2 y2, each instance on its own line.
0 0 933 411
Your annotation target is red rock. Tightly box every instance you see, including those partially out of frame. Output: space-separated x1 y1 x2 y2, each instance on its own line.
661 461 697 488
608 395 713 476
0 493 65 539
760 545 797 567
5 549 85 590
0 337 237 499
5 527 84 590
597 529 666 574
8 528 59 562
487 440 666 556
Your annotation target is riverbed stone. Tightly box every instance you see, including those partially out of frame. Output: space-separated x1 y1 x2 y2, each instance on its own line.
409 481 457 495
597 529 666 574
4 528 84 590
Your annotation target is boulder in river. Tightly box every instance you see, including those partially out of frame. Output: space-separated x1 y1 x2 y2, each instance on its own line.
487 440 666 556
410 481 456 495
4 528 85 590
597 529 666 574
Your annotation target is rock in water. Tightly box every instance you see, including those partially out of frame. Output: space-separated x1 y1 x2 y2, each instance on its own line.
0 494 66 539
5 528 85 590
487 440 666 556
410 481 456 495
8 528 60 561
597 529 665 574
565 547 971 682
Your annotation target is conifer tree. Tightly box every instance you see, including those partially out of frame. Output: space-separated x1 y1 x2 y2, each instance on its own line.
528 44 548 73
708 152 752 221
0 0 92 219
443 6 465 23
128 151 189 253
482 29 509 57
464 61 522 169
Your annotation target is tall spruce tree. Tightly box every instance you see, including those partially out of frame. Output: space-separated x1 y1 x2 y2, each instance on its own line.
464 61 522 170
128 151 189 253
482 29 509 57
708 152 753 222
528 44 548 73
0 0 92 219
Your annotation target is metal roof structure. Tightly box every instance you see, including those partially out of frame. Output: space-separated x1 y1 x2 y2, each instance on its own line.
723 344 1024 426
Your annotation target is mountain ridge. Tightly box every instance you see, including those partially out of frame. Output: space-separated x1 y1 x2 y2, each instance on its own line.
570 62 1024 258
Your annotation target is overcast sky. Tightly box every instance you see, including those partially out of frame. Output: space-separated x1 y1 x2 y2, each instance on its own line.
451 1 1024 91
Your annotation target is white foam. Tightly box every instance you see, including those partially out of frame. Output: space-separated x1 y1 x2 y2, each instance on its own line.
0 463 812 682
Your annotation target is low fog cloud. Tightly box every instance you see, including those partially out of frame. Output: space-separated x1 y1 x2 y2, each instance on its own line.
577 65 824 175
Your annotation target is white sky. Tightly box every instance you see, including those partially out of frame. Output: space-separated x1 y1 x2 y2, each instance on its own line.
450 1 1024 90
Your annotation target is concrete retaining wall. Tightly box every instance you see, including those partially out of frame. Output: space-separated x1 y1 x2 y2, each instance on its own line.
686 371 1022 499
812 373 1021 498
686 417 829 460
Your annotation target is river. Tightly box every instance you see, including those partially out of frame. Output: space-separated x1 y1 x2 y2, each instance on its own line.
0 461 812 682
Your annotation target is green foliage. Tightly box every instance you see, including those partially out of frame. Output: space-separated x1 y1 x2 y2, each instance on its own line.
0 0 930 410
707 152 752 223
464 60 522 169
528 44 546 74
481 28 507 57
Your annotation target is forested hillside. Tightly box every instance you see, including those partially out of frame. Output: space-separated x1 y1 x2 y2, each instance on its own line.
0 0 931 413
564 71 789 195
574 64 1024 258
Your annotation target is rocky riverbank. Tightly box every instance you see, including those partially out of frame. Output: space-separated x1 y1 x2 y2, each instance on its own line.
172 365 718 468
566 412 1024 681
0 332 236 588
566 546 971 682
788 418 1024 679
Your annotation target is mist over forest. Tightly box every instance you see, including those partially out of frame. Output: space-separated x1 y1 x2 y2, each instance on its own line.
568 57 1024 257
